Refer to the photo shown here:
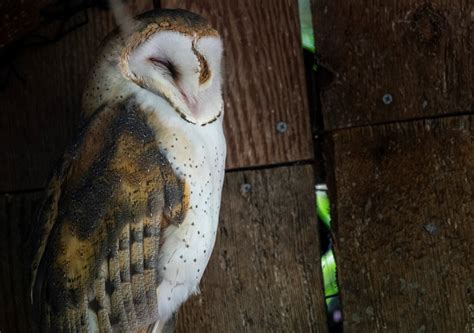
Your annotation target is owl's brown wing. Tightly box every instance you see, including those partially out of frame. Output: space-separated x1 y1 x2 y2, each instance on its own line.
31 98 189 332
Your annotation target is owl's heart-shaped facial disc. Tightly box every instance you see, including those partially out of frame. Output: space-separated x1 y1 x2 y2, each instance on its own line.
125 29 224 125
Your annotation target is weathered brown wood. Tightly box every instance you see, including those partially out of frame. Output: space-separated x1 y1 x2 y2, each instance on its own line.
0 1 154 192
330 116 474 331
0 192 43 333
162 0 314 169
312 0 473 130
177 165 327 332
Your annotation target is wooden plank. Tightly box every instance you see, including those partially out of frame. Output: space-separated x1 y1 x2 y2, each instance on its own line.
177 165 327 332
0 192 43 333
162 0 314 169
0 1 153 192
330 116 474 331
312 0 473 130
0 166 327 332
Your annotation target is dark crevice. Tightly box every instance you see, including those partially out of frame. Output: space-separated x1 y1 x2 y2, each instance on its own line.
303 46 344 331
303 50 327 249
329 109 474 133
225 159 315 173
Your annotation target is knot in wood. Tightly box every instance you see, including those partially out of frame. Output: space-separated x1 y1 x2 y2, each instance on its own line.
411 4 445 48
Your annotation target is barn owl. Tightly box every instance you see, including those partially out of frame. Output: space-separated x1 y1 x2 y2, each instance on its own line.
31 6 226 332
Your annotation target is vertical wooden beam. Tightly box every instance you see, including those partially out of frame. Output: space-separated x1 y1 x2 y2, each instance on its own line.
0 2 326 332
312 0 474 329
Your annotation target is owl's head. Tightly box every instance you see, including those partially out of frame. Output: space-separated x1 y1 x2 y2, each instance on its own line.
84 9 223 126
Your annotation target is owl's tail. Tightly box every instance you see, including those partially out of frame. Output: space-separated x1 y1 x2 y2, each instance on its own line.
109 0 137 37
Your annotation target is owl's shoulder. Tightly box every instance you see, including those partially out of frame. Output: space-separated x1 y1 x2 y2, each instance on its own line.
31 97 189 331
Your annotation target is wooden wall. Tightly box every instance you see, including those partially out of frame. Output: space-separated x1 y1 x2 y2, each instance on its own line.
313 0 473 331
1 0 472 332
0 0 326 332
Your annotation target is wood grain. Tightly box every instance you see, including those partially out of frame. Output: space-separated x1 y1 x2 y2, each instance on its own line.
0 192 42 333
162 0 314 169
176 165 327 332
329 116 474 331
0 1 153 192
312 0 473 130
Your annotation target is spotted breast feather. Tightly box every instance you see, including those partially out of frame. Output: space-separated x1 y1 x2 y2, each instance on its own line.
31 97 189 332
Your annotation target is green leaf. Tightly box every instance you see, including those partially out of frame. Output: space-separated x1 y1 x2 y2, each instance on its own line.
299 0 315 53
316 184 331 228
321 248 339 297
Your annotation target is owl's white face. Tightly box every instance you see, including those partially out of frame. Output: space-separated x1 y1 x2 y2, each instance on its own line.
127 31 224 125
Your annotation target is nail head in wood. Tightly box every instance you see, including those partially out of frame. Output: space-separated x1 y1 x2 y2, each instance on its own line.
382 94 393 105
276 121 288 133
240 183 252 194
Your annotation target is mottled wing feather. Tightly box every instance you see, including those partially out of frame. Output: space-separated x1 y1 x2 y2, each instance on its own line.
31 98 188 332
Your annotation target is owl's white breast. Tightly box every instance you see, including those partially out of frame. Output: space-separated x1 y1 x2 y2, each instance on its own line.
135 88 226 322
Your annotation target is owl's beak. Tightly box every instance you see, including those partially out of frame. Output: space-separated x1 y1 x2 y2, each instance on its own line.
176 86 221 126
179 91 201 122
